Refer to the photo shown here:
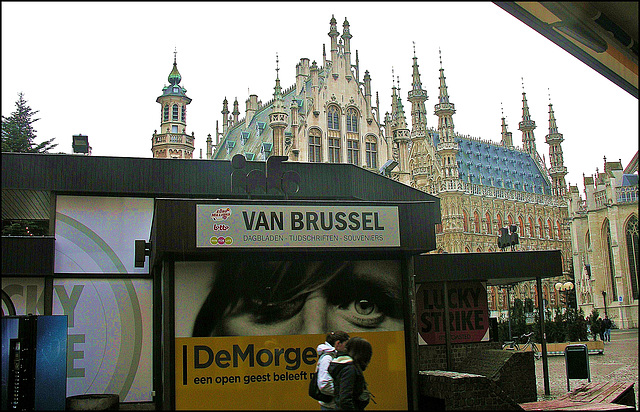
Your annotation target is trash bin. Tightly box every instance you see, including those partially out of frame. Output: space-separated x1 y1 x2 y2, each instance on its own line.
66 394 119 410
565 344 590 391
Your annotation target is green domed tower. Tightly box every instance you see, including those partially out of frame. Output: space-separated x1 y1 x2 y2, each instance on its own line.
152 50 194 158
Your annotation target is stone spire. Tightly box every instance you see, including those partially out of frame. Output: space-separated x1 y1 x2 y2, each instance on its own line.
500 103 513 147
518 78 537 154
221 97 229 133
407 42 428 135
434 49 459 188
269 53 288 156
342 17 352 69
363 70 373 121
232 98 240 124
328 15 339 78
435 49 456 144
545 91 568 196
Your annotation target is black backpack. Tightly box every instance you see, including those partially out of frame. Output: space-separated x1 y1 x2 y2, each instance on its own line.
309 354 333 403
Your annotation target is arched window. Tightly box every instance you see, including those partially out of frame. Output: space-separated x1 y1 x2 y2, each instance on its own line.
603 219 618 298
308 128 322 162
463 210 469 232
172 104 179 121
365 136 378 168
508 214 514 225
557 220 563 239
474 211 480 233
163 105 169 122
496 213 503 234
465 246 471 253
529 217 535 238
625 215 639 299
476 247 482 253
519 216 525 236
538 218 544 238
548 219 553 239
486 212 492 234
346 108 358 132
327 106 340 130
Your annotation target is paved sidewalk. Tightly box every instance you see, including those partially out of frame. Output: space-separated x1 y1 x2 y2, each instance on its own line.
534 328 639 408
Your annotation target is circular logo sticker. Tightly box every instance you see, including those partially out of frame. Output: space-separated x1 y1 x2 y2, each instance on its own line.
210 236 233 246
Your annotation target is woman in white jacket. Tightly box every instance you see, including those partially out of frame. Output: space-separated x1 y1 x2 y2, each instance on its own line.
316 331 350 410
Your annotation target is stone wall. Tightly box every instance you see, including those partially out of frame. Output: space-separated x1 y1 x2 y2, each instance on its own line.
418 341 502 371
418 344 537 407
418 370 523 411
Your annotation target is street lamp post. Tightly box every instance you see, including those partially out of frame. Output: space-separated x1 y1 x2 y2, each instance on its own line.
602 290 608 317
555 281 574 311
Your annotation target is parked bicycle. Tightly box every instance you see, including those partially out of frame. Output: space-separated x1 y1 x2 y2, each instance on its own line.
502 331 542 360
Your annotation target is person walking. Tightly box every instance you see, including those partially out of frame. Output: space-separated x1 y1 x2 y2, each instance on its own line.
603 315 612 342
596 317 605 341
314 331 350 410
328 337 373 410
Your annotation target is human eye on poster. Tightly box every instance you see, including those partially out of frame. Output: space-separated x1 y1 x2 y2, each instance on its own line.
174 259 408 410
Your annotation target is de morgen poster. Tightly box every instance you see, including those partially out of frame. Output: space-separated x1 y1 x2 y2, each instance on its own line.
174 260 408 410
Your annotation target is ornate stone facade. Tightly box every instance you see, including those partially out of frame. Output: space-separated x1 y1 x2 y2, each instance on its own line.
205 16 574 318
568 155 639 328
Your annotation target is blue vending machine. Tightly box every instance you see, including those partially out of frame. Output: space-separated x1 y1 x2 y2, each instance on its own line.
1 315 68 411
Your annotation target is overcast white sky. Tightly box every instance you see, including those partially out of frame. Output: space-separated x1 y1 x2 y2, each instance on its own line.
2 2 638 193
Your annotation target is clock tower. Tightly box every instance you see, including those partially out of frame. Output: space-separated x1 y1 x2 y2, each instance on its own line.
152 50 194 158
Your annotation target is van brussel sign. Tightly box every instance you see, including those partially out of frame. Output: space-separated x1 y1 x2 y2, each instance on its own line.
196 204 400 248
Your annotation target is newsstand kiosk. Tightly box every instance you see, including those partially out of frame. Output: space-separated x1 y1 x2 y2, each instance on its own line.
148 197 440 410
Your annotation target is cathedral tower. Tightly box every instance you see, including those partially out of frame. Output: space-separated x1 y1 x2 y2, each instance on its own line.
152 51 194 158
545 95 568 196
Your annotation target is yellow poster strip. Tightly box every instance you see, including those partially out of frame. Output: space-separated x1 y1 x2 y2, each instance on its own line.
175 332 407 410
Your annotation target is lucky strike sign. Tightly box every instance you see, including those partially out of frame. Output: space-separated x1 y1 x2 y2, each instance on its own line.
416 281 489 345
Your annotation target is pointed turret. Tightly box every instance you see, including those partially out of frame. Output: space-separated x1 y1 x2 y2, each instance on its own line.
407 42 428 136
269 54 288 157
391 74 410 179
328 15 339 78
545 93 568 196
342 17 352 71
500 104 513 148
232 98 240 124
434 49 459 189
518 78 537 154
221 97 229 133
363 70 372 121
